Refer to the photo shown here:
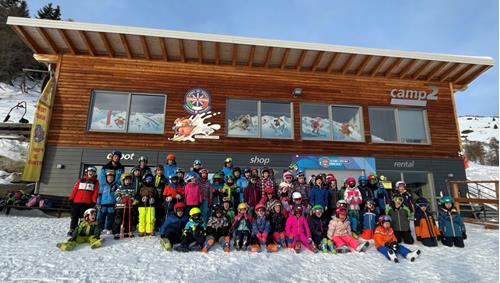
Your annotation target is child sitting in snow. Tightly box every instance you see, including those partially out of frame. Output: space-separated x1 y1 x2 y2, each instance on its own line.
327 207 369 253
269 201 287 249
57 208 103 251
159 202 189 251
386 195 414 244
438 196 466 248
231 202 252 251
374 215 421 263
203 204 231 253
285 206 315 253
359 199 378 241
308 205 335 254
251 203 273 252
414 197 440 247
175 207 206 252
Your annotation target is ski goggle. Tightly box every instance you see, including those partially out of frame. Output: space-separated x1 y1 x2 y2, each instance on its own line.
293 197 302 202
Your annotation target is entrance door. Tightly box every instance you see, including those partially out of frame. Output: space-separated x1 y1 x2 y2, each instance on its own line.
305 169 364 185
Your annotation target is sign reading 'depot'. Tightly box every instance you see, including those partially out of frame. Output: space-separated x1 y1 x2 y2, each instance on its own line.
390 85 439 106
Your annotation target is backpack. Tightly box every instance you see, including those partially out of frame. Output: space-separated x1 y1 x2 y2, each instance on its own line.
26 195 41 207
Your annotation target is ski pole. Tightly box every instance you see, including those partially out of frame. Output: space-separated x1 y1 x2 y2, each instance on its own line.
120 203 126 240
128 198 132 239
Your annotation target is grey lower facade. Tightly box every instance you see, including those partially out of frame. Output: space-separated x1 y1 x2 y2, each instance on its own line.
40 146 467 211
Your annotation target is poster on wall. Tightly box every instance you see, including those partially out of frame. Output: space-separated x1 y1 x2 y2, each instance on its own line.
261 115 292 138
228 114 259 136
332 106 363 141
170 111 221 142
301 116 331 139
291 155 376 174
127 95 165 134
90 108 128 130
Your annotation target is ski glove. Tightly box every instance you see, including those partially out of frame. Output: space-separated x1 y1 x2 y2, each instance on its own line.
149 198 155 205
166 196 173 202
142 196 148 203
462 232 467 240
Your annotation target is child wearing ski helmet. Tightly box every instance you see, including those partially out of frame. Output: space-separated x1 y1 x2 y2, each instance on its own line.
132 156 152 179
358 176 374 211
386 195 414 244
263 186 280 214
131 167 143 193
368 174 389 215
359 199 378 241
203 204 231 253
290 192 309 217
285 206 314 253
57 208 103 251
343 176 362 234
163 153 178 182
279 171 294 199
159 202 189 251
244 174 262 217
222 175 238 210
97 170 118 233
309 205 335 254
176 168 186 187
153 165 168 232
191 159 203 176
222 157 234 178
68 166 99 236
175 207 206 252
163 175 184 215
222 197 235 223
269 201 287 249
259 167 275 199
310 175 329 211
374 215 421 263
395 181 415 214
198 168 211 225
438 196 466 248
292 171 310 205
251 203 272 252
231 202 252 251
112 173 136 239
184 172 202 213
210 172 225 206
327 207 369 253
414 197 440 247
234 167 248 207
326 174 341 219
99 150 124 186
136 173 158 237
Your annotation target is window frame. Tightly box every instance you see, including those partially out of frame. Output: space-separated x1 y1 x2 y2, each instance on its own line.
225 98 294 139
369 106 431 145
331 104 365 143
300 103 333 141
87 90 167 135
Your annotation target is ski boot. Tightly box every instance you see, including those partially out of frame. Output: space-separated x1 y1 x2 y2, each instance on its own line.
241 236 249 251
202 237 215 253
56 242 76 251
320 238 328 253
174 244 189 253
90 239 103 249
266 243 278 253
66 229 74 237
387 249 399 263
160 238 172 251
294 242 301 254
223 236 230 253
250 244 262 253
327 240 337 255
355 241 369 252
336 245 351 254
407 249 421 262
114 234 120 240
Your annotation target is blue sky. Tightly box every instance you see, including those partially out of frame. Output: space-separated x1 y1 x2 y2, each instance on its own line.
27 0 499 115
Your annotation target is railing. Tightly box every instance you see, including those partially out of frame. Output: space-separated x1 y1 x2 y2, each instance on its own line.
449 180 499 225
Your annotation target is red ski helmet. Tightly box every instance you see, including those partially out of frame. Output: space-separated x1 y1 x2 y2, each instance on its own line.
174 202 186 211
255 203 266 212
335 207 347 216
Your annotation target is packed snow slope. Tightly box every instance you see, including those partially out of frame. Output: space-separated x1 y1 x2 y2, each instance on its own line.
0 216 497 283
458 116 499 143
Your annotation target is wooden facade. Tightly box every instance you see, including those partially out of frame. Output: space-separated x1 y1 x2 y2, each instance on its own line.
50 54 461 159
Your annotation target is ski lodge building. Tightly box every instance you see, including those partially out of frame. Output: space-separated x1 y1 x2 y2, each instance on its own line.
7 17 494 210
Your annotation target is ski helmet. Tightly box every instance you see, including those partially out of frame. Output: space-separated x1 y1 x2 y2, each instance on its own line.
225 157 233 163
189 207 202 217
283 171 293 179
243 167 252 174
379 175 387 181
378 215 392 224
365 199 376 207
292 192 302 200
176 168 185 174
367 174 378 185
120 172 132 182
392 195 404 203
271 201 282 211
335 207 347 216
345 176 356 187
193 160 202 166
326 174 337 184
184 172 196 183
174 202 186 211
440 196 454 206
211 204 223 214
84 208 96 219
213 172 223 180
415 198 430 207
358 176 368 186
255 203 266 212
86 166 97 173
395 181 406 188
297 170 305 178
199 168 209 175
294 205 303 215
336 199 347 208
138 156 148 163
225 175 235 183
237 202 248 211
312 205 324 213
112 150 122 158
142 173 154 186
105 169 115 176
166 153 176 161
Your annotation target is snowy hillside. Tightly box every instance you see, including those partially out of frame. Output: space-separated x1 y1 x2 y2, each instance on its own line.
0 215 497 283
458 116 499 143
0 81 42 124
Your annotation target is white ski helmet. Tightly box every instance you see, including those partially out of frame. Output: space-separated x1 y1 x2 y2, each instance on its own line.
292 192 302 200
83 208 96 219
395 181 406 188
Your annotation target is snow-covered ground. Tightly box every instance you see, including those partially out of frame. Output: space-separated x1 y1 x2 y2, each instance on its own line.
466 162 499 181
459 116 499 143
0 215 497 283
0 81 42 124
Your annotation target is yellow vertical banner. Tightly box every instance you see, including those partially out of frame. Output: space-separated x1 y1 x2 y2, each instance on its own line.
22 77 54 182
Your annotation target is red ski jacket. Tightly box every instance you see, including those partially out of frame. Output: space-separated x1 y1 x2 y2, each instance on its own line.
69 176 99 204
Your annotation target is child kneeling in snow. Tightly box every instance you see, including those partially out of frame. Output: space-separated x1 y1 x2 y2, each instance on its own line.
285 206 315 253
159 202 189 251
309 205 336 254
203 204 231 253
374 215 421 263
414 197 440 247
175 207 206 252
438 196 466 248
57 208 103 251
327 207 369 253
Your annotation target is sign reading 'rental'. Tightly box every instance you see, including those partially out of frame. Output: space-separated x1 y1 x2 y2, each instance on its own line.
390 85 439 107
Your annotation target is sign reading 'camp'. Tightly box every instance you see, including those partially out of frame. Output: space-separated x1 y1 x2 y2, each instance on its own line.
390 85 439 107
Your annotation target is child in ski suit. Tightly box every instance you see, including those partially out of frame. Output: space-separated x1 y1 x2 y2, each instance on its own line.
68 166 99 236
153 165 168 232
198 168 211 225
97 170 118 232
57 208 103 251
327 207 368 253
359 199 378 241
259 167 275 199
374 215 421 263
112 173 136 239
386 195 414 244
159 202 189 251
184 172 201 213
343 176 362 234
251 203 273 252
163 175 184 215
279 171 294 200
175 207 206 252
285 206 314 252
244 175 262 217
210 172 225 206
368 175 389 215
231 202 252 250
414 197 440 247
163 153 178 182
357 176 374 211
203 204 231 253
289 192 309 218
234 167 248 206
438 196 466 248
222 197 235 223
222 157 234 178
309 205 335 253
269 201 287 248
136 174 158 236
223 175 239 210
292 171 310 205
310 176 329 212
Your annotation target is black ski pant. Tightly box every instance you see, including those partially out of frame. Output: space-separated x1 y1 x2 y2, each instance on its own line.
163 231 183 245
112 206 133 235
394 230 414 244
419 237 438 247
441 236 465 248
234 230 251 247
70 203 92 231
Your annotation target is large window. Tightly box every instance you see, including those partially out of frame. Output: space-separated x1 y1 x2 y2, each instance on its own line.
89 91 166 134
226 99 293 139
300 103 363 142
369 107 429 144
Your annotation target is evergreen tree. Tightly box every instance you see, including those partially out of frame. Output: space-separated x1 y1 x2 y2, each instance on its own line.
36 3 61 20
486 138 499 166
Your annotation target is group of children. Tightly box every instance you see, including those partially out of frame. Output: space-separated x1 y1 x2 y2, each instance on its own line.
59 151 467 263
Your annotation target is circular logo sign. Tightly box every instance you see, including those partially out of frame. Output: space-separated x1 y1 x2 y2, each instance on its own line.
34 124 45 143
184 88 211 114
319 157 330 168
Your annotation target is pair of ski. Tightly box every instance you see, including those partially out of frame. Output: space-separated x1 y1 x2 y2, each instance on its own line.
119 202 133 240
387 249 421 263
